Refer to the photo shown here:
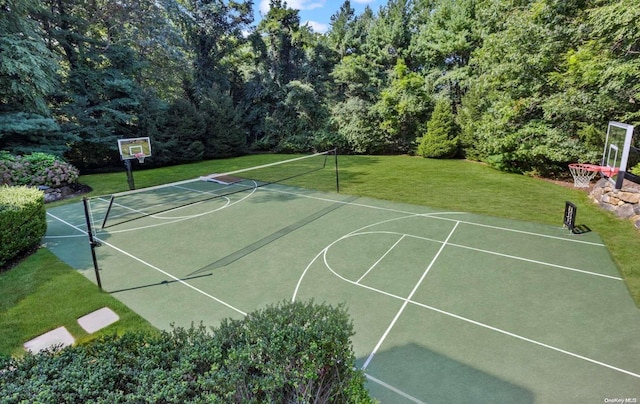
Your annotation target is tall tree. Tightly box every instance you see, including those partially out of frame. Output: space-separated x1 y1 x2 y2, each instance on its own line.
362 0 413 71
0 0 69 154
0 0 57 115
328 0 356 58
410 0 480 108
257 0 304 86
459 0 596 175
374 58 431 153
167 0 253 96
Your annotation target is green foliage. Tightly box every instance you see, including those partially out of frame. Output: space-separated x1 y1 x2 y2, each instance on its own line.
154 99 206 165
200 91 247 159
211 300 370 403
3 0 640 179
0 301 371 403
0 112 73 156
0 0 58 115
375 59 432 153
331 97 384 154
0 186 46 268
0 152 79 187
417 97 459 158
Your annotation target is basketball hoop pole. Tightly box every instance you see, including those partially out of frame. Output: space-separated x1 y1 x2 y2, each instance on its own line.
124 159 135 190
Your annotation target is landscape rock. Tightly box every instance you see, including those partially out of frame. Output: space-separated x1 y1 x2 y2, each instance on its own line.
590 179 640 226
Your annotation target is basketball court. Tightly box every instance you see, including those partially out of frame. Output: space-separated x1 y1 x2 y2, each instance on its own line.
44 153 640 403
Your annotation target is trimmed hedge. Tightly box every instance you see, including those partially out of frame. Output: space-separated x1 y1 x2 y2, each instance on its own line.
0 186 46 269
0 301 372 403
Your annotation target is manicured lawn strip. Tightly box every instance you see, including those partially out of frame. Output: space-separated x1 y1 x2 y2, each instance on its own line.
0 248 157 357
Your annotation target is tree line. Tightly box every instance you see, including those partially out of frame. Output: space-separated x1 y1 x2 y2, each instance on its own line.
1 0 639 176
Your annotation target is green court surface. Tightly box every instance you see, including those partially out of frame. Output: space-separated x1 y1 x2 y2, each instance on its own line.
44 179 640 403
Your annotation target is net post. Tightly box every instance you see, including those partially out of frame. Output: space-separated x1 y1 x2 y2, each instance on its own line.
101 195 115 229
83 197 103 290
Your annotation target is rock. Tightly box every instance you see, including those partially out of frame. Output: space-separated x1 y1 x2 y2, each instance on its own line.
602 194 620 205
616 203 636 219
599 202 616 212
616 191 640 204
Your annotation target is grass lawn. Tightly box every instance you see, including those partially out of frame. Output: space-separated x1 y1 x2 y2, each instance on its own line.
3 154 639 357
0 248 157 357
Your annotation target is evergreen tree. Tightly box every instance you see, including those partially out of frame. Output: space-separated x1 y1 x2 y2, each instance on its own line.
0 0 70 154
417 96 459 158
154 98 205 165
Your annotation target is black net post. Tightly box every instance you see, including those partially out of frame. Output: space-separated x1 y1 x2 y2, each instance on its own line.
83 197 103 290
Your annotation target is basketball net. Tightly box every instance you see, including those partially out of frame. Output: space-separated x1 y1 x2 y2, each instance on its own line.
568 163 619 188
134 153 145 164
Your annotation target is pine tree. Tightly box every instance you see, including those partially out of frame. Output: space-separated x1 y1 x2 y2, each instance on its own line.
417 96 459 158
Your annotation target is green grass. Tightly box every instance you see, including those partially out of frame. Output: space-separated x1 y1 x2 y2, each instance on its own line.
0 248 157 357
4 154 640 357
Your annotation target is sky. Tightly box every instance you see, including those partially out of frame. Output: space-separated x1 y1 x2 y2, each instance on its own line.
254 0 381 34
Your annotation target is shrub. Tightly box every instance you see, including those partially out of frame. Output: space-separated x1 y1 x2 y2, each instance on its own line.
0 301 372 403
0 152 79 187
416 97 459 159
0 186 46 269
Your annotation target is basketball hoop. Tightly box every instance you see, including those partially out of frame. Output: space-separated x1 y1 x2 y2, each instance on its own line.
134 152 145 164
568 163 620 188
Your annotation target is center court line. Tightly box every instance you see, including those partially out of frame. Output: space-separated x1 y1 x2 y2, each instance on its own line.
46 212 247 316
361 221 461 370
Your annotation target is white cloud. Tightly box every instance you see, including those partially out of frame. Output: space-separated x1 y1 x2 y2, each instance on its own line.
304 20 329 33
291 0 325 10
352 0 375 3
259 0 270 14
260 0 325 14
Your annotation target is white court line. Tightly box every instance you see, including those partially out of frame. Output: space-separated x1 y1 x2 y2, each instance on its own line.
356 234 406 284
290 208 639 390
348 230 622 281
446 240 622 281
319 247 640 381
361 222 460 370
81 186 257 234
46 211 247 316
258 186 605 247
408 299 640 380
365 374 426 404
94 182 239 222
293 208 618 304
44 234 87 239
